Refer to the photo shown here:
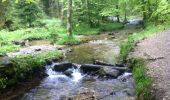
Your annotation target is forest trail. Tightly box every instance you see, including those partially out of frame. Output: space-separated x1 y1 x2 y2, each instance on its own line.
131 29 170 100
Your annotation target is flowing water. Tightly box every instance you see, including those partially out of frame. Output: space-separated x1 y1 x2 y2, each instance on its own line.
15 20 142 100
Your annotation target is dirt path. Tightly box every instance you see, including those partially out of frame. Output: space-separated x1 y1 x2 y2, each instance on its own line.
130 29 170 100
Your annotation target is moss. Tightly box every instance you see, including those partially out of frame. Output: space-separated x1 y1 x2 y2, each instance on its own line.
0 50 62 90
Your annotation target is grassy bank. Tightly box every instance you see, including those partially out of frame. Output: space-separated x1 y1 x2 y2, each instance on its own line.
0 50 62 90
119 24 168 99
0 19 123 54
129 58 152 100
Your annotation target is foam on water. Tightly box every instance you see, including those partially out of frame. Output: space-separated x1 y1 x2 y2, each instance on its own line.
46 63 84 83
71 68 84 82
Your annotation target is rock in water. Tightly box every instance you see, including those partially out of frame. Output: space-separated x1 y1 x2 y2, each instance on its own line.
103 66 120 78
80 64 102 73
53 63 74 72
63 69 73 77
68 88 96 100
12 40 26 46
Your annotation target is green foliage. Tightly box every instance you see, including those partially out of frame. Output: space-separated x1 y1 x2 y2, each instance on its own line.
15 0 43 27
119 36 135 63
73 24 99 35
99 22 124 31
129 58 152 100
58 35 80 45
0 50 62 89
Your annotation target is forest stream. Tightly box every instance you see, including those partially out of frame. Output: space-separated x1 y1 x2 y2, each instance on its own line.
10 19 142 100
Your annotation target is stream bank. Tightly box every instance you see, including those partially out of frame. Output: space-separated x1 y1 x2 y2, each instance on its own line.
0 19 144 100
14 29 140 100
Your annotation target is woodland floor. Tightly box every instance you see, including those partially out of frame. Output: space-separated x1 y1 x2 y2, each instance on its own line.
130 29 170 100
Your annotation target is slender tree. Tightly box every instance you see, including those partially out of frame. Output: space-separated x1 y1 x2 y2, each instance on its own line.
60 0 64 25
67 0 72 37
116 0 120 23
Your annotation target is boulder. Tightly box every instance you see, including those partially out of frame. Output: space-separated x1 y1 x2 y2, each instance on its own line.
80 64 102 73
63 69 73 77
53 63 73 72
12 40 26 46
103 66 120 78
112 67 129 74
0 56 12 66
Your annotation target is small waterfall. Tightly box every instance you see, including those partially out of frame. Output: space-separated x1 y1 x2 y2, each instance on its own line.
45 63 84 83
71 68 84 82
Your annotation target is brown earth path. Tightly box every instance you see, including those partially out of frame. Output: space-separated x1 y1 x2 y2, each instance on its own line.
130 29 170 100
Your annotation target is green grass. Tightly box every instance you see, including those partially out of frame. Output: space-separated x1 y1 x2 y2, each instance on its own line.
0 50 62 90
119 24 167 63
73 24 100 35
0 18 66 53
58 35 81 45
73 22 123 35
129 58 152 100
0 19 124 54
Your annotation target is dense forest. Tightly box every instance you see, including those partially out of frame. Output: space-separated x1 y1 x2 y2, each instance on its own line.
0 0 170 100
0 0 169 32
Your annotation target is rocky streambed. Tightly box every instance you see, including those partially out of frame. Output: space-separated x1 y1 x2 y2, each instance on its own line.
10 31 138 100
16 62 135 100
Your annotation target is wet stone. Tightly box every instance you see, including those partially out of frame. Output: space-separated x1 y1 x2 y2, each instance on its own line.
53 63 75 72
64 69 73 77
103 66 120 78
80 64 102 73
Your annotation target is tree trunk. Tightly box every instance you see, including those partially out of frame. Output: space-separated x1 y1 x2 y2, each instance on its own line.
57 0 61 18
141 0 147 21
67 0 72 37
124 12 127 23
86 0 92 27
61 0 64 25
116 3 120 23
123 3 127 23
